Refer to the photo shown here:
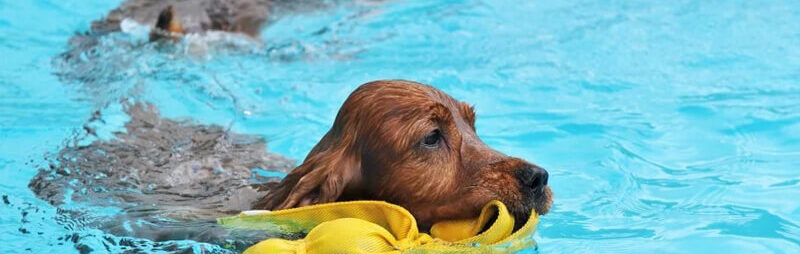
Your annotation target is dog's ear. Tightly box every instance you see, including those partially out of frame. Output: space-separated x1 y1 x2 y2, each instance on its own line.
257 132 361 210
150 5 184 41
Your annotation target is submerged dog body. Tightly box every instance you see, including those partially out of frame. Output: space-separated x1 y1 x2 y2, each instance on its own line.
259 80 552 229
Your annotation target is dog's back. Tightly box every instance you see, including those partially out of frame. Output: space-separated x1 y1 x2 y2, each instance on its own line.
28 103 295 248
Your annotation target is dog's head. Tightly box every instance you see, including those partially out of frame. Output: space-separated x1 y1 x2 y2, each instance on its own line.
258 80 552 229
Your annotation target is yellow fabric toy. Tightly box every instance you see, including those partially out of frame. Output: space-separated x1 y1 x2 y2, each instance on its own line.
217 200 539 253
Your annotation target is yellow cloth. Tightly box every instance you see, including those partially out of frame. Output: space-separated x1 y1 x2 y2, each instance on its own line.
217 200 539 253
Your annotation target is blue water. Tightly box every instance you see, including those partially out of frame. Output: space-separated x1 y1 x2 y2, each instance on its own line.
2 0 800 253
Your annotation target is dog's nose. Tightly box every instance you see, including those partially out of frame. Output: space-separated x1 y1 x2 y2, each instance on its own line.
515 164 548 192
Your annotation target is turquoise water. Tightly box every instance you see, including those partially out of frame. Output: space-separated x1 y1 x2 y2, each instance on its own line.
2 0 800 253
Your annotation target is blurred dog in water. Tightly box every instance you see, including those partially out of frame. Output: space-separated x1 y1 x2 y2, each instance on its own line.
93 0 270 42
87 0 349 42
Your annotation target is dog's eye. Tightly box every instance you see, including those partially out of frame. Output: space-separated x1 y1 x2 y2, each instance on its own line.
422 129 441 148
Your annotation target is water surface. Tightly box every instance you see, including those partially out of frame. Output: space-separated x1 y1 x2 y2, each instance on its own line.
1 0 800 253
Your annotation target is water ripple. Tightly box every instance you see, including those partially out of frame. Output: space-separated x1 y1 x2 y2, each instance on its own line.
3 0 800 253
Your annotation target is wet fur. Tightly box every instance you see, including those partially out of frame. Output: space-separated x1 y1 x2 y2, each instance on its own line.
93 0 271 39
29 85 550 250
257 80 553 229
88 0 346 41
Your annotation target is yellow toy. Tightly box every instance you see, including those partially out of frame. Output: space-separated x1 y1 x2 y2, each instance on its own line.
218 200 539 253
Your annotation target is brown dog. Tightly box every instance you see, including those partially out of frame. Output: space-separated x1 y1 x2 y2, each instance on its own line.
90 0 344 42
28 81 552 249
257 80 553 229
91 0 270 41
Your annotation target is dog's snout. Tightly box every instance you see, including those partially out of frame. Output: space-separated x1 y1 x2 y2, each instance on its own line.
516 165 548 192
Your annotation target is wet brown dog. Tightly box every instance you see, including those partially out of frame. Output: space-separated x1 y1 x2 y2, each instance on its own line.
29 81 551 249
90 0 343 42
257 80 553 229
92 0 271 41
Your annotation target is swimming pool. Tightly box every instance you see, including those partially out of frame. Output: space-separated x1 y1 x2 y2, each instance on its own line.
2 0 800 253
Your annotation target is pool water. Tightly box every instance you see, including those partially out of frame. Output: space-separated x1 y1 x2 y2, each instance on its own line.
2 0 800 253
